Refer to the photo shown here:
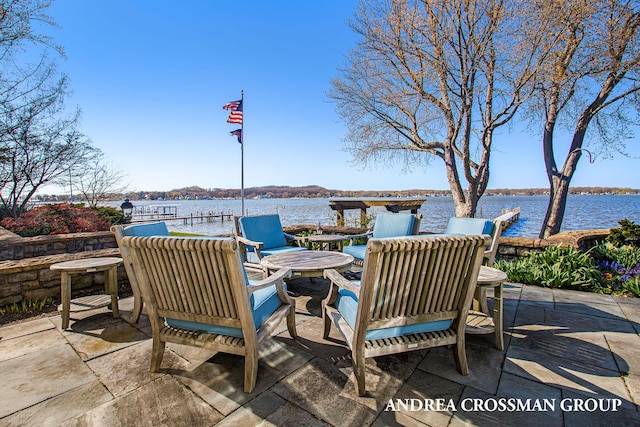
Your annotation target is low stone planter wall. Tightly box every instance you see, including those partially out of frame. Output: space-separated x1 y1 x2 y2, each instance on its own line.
0 229 126 307
497 229 611 260
0 248 128 306
0 231 117 261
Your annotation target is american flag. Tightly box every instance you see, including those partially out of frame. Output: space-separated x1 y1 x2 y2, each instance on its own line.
223 100 243 125
230 129 242 143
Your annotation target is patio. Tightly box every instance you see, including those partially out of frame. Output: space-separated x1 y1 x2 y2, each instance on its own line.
1 276 639 426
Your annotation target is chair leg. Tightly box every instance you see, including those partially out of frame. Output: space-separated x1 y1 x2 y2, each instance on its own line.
352 349 367 396
286 305 297 338
130 280 143 323
453 335 469 376
322 307 332 339
244 346 259 393
149 336 165 372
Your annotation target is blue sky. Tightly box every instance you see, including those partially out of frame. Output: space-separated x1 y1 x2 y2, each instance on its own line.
39 0 639 194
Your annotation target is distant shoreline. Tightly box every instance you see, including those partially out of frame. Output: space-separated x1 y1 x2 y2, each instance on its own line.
35 185 640 203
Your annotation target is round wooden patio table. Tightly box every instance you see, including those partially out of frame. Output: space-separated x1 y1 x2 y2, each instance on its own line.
50 257 123 330
465 266 507 351
260 251 354 279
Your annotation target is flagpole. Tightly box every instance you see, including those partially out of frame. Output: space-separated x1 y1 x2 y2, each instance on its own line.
240 90 245 215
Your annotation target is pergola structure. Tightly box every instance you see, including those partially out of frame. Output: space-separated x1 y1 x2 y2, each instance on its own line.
328 197 426 226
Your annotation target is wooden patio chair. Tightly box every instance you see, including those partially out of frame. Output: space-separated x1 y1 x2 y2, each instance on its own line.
342 213 422 264
112 222 171 323
234 214 307 273
323 234 490 396
121 235 297 393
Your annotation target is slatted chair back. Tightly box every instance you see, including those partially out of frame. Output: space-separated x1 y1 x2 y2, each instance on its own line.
324 234 489 395
111 223 171 323
122 236 254 334
355 235 488 344
121 235 296 393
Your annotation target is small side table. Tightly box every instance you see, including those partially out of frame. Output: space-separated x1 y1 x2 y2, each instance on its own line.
465 266 507 351
306 234 345 251
50 257 123 330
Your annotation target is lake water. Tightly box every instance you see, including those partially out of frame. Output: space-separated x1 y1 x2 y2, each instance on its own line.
112 194 640 238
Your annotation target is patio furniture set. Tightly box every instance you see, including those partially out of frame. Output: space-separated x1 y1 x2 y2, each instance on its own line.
53 212 505 396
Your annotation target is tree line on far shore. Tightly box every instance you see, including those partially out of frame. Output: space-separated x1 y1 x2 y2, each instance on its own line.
33 185 640 202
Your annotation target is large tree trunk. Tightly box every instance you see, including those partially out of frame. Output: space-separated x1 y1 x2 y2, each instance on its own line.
540 175 571 238
539 118 588 239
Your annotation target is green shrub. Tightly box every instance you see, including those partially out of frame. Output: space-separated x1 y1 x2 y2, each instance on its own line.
0 203 111 236
494 245 603 292
91 206 125 225
607 219 640 247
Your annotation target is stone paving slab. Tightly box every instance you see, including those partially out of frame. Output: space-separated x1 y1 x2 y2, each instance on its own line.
377 369 464 427
504 345 635 410
0 316 55 340
0 343 97 418
86 340 188 398
449 386 564 427
0 381 113 427
217 391 330 427
55 313 149 361
604 331 640 375
561 389 640 425
59 376 224 427
0 327 68 362
418 342 505 395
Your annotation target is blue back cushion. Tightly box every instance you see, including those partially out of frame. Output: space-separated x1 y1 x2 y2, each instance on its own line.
372 213 416 238
343 245 367 262
445 218 494 236
239 215 287 249
123 222 170 237
165 281 284 338
336 288 452 340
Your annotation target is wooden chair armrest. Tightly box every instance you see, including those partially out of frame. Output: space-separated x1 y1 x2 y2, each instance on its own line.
246 268 292 295
344 231 372 246
324 268 361 296
236 235 264 250
284 233 306 247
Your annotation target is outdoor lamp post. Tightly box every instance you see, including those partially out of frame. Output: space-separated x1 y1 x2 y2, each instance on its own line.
120 198 134 224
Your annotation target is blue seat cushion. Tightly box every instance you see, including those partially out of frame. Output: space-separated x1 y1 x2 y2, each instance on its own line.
445 218 494 236
245 245 307 264
343 245 367 262
336 288 452 340
239 215 287 250
123 222 170 236
372 213 416 238
165 281 285 338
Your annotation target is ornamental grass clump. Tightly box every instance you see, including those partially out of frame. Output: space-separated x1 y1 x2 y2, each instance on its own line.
494 246 603 293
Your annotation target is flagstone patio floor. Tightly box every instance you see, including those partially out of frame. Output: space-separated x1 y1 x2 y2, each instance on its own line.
1 277 639 426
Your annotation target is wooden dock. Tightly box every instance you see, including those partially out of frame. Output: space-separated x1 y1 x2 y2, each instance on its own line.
494 207 520 229
132 212 234 225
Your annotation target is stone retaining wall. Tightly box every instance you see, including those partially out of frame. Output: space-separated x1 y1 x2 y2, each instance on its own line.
496 229 610 260
0 229 126 307
0 248 128 306
0 231 117 261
